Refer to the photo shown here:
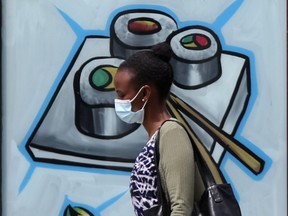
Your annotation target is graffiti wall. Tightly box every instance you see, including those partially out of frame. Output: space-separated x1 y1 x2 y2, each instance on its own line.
2 0 287 215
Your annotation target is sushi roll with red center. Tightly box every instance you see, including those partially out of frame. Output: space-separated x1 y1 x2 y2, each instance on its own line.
110 9 178 58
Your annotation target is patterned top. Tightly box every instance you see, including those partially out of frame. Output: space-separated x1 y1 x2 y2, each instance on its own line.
130 131 159 216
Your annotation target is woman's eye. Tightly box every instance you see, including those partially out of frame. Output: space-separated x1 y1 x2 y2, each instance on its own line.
116 92 125 99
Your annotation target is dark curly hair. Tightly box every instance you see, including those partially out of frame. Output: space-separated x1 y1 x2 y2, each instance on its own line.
118 42 174 101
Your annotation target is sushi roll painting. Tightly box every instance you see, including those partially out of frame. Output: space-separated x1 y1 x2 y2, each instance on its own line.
17 3 274 216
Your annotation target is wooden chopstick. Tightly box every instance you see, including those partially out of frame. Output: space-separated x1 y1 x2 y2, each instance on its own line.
168 93 265 175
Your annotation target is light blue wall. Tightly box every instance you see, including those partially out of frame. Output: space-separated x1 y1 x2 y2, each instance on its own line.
2 1 287 215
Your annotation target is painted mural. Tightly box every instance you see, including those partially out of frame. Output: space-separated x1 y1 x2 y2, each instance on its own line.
2 1 286 216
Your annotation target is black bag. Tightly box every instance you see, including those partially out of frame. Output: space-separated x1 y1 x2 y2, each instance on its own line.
153 120 242 216
192 184 241 216
191 138 242 216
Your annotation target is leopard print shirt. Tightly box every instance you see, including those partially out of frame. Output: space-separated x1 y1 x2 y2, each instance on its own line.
130 131 159 216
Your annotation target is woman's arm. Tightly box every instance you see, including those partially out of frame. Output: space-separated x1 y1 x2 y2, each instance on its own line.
159 121 195 216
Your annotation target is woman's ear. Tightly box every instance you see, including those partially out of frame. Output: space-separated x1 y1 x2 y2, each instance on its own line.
142 85 152 102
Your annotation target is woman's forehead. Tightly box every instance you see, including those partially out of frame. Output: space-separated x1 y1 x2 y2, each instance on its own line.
114 68 136 89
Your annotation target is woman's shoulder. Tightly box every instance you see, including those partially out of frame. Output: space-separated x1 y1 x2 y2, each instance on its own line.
158 118 194 161
159 119 191 144
160 118 186 133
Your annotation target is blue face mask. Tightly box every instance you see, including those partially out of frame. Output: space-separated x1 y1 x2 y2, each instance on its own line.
114 86 148 124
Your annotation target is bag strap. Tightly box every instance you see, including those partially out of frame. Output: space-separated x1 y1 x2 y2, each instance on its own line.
155 119 217 188
154 126 171 215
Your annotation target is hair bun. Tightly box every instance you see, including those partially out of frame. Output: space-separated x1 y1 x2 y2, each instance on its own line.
151 42 172 62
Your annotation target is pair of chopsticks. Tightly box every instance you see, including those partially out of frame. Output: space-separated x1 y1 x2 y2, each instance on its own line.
166 93 265 183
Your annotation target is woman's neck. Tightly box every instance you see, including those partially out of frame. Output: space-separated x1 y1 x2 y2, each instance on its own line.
143 104 171 139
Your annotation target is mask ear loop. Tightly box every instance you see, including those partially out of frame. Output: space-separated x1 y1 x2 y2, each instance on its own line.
131 86 149 110
130 86 146 102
